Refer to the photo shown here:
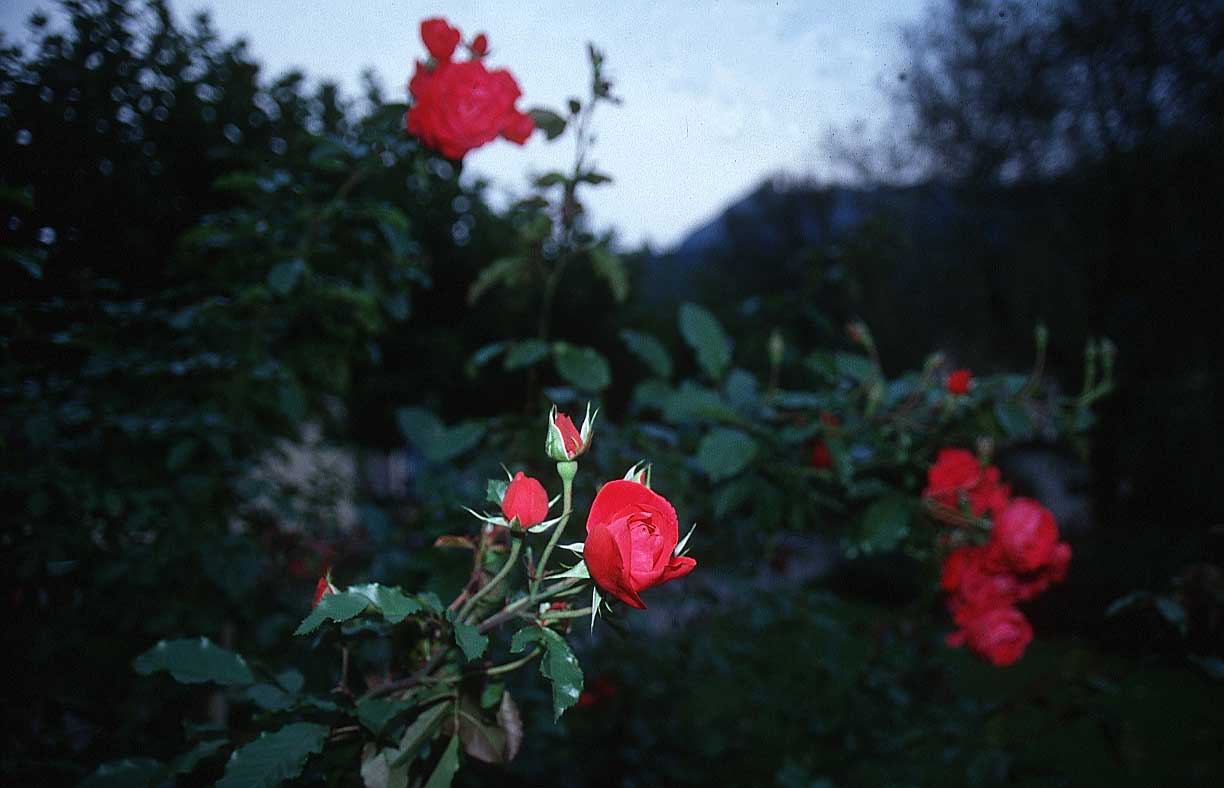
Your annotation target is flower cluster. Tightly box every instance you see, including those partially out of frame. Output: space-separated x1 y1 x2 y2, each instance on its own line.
927 452 1072 666
406 18 534 159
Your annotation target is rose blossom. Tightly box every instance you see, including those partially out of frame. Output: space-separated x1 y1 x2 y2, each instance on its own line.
950 606 1034 667
584 480 696 609
406 19 534 160
947 368 973 395
991 498 1059 573
923 448 1010 517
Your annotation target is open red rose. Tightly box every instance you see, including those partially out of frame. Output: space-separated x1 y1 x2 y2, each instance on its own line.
406 21 534 160
923 448 1010 517
584 480 696 609
501 471 549 528
943 544 1022 627
991 498 1059 573
947 368 973 395
1017 540 1072 600
950 606 1033 667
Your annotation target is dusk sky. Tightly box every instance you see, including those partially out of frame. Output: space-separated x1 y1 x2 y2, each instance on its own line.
1 1 926 248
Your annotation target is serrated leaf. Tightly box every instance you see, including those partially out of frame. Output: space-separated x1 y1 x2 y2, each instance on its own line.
620 330 672 378
215 723 329 788
467 257 527 305
453 621 489 661
553 343 611 391
527 107 566 140
267 258 306 295
79 758 164 788
696 428 758 482
504 340 551 370
357 697 411 737
294 592 371 635
590 247 628 302
679 302 732 381
510 627 584 721
347 583 424 624
133 638 254 686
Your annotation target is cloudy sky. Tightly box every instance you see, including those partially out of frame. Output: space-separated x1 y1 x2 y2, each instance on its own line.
2 1 925 248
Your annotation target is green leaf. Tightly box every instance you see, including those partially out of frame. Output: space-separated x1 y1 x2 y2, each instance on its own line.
468 342 507 371
589 247 628 302
533 171 567 187
294 591 371 635
267 258 306 295
346 583 424 624
396 408 486 463
723 369 759 410
133 638 254 686
390 701 452 768
422 736 461 788
553 343 611 391
679 302 732 380
528 108 567 140
994 400 1033 439
504 340 551 370
620 330 672 378
247 683 295 711
166 439 197 471
215 722 329 788
695 428 758 482
578 170 613 185
856 495 911 554
361 743 409 788
467 257 527 305
511 627 584 721
171 739 228 776
79 758 164 788
834 352 875 383
1155 595 1189 636
357 698 410 737
486 478 510 506
453 621 489 661
662 381 735 422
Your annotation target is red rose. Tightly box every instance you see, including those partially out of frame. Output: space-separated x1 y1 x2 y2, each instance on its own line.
554 411 584 458
991 498 1059 573
501 471 549 528
810 441 832 469
923 448 1010 517
420 18 461 62
576 674 618 709
951 606 1033 667
944 544 1022 627
406 22 534 160
1017 541 1071 600
947 368 973 395
470 33 489 56
584 480 696 609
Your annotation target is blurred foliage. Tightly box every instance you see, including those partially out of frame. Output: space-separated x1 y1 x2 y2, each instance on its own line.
1 1 1221 787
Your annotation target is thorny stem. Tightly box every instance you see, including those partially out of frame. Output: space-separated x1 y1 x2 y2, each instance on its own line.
361 644 453 701
540 606 594 621
477 578 585 634
459 536 522 623
531 466 575 597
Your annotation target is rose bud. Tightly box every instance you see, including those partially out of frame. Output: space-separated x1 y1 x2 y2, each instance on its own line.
470 33 489 56
810 441 832 469
583 480 696 609
420 18 461 62
991 498 1059 574
947 368 973 395
952 606 1034 667
545 403 595 462
312 573 338 609
500 471 550 528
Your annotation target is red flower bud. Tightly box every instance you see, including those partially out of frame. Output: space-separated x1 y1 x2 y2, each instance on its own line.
554 412 583 458
947 368 973 395
810 441 832 469
312 575 335 608
500 471 549 528
420 18 461 62
470 33 489 56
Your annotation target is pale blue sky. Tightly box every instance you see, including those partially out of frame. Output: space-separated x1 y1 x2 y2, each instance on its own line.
2 1 924 248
